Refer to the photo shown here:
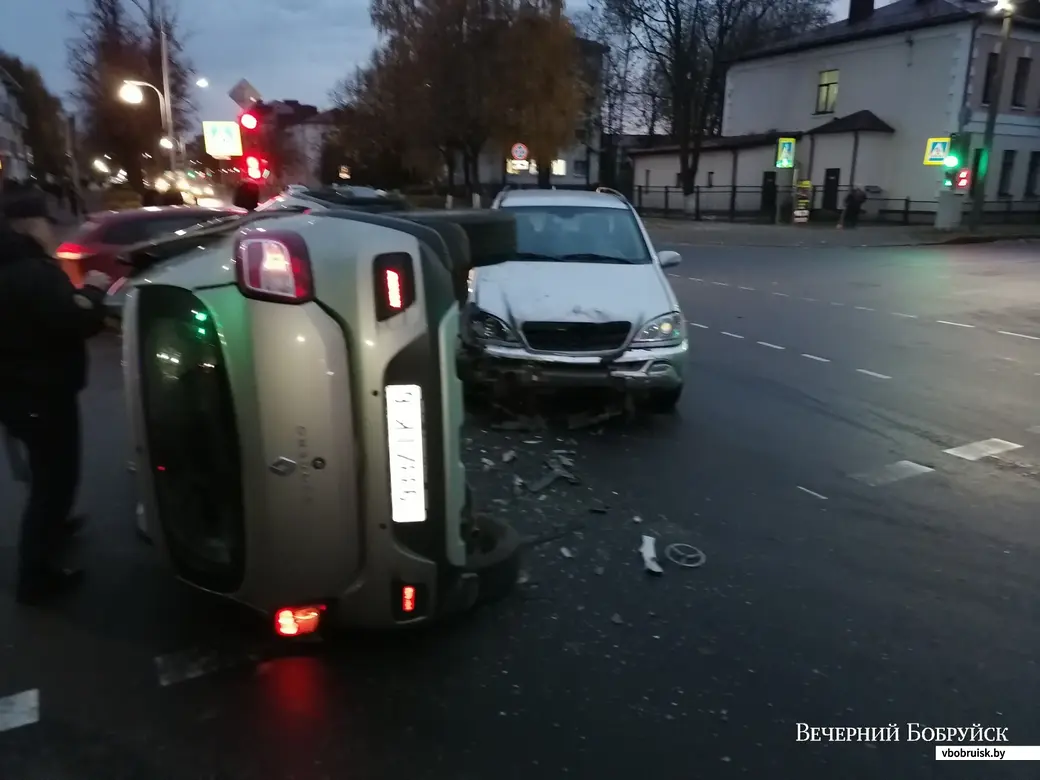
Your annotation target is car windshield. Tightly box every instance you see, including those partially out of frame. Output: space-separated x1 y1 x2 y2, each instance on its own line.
502 204 652 264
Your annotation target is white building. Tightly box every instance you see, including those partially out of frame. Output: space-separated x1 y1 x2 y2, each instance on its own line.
631 0 1040 217
282 109 340 187
0 66 30 183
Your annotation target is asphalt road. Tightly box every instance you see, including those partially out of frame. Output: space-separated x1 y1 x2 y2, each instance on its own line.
1 239 1039 778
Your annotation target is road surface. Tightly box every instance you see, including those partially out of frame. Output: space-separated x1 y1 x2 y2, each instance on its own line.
1 240 1038 779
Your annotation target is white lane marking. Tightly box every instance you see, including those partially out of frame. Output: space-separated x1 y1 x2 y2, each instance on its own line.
801 353 831 362
851 460 935 487
687 321 709 329
711 281 729 286
688 277 703 282
1027 425 1040 434
154 649 255 687
757 341 785 350
738 286 755 291
772 292 789 297
854 306 875 311
936 320 975 328
802 297 817 302
0 690 40 733
998 330 1040 341
892 312 918 318
721 331 744 339
831 302 845 306
943 438 1023 461
856 369 892 379
797 485 828 500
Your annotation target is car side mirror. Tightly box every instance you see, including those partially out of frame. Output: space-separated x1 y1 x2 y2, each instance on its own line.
658 250 681 268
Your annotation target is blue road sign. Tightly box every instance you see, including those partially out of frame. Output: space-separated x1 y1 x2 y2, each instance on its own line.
775 137 796 169
923 137 950 166
202 121 243 159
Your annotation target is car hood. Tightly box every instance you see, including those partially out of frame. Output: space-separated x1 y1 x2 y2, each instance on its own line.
472 261 671 325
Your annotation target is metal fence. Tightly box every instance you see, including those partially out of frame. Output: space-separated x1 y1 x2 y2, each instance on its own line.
631 184 1040 225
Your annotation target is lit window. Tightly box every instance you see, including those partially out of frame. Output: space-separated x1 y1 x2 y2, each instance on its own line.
816 70 839 114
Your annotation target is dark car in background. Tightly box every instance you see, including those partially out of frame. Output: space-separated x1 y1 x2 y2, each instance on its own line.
56 205 245 285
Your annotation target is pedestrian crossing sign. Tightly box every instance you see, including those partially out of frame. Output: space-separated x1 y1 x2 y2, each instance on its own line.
775 137 796 169
923 137 950 166
202 121 243 160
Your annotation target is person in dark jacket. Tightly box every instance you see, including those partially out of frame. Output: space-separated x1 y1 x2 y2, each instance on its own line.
0 190 111 604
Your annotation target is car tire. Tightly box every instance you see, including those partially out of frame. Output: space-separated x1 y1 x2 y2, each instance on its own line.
646 386 682 413
463 513 522 606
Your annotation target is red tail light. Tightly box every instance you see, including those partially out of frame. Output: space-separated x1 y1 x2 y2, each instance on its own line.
55 242 91 261
373 252 415 321
234 231 314 303
274 605 324 637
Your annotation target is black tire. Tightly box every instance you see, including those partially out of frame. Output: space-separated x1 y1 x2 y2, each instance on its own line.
463 514 522 606
646 386 682 413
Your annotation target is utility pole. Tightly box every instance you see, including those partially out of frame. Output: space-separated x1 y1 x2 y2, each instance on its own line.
969 5 1014 230
159 4 176 171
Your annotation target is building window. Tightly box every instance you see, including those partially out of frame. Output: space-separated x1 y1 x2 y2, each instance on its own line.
573 159 588 177
551 159 567 176
998 149 1016 196
675 173 682 188
1011 57 1031 107
982 52 999 105
706 172 714 187
1025 152 1040 197
815 70 839 114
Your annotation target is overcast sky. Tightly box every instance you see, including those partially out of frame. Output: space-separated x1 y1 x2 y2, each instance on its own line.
1 0 882 122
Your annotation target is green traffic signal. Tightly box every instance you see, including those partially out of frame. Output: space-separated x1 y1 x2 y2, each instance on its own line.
943 154 959 168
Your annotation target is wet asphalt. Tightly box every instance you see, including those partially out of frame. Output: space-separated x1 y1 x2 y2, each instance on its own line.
1 240 1039 779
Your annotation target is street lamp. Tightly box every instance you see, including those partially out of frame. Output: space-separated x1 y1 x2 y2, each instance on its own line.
196 77 209 88
968 0 1015 229
159 137 174 150
119 78 175 170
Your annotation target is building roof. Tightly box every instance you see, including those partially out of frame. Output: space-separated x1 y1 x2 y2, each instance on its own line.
733 0 1040 65
808 110 895 134
626 131 804 157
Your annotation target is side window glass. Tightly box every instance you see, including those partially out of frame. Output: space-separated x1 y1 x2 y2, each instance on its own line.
98 220 152 245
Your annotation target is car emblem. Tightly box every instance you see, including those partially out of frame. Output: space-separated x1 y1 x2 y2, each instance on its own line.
269 457 297 476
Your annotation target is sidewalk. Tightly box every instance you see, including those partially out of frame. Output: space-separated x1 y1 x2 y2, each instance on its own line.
643 218 1040 248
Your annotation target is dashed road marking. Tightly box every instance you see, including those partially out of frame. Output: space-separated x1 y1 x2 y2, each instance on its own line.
688 277 703 282
851 460 935 487
936 320 975 328
802 297 817 302
892 312 918 318
943 438 1023 461
757 341 785 350
0 690 39 733
1028 425 1040 434
801 353 830 362
796 485 828 500
721 331 744 339
772 292 789 297
998 330 1040 341
738 286 755 291
831 302 845 306
711 281 729 286
856 369 892 380
687 321 709 329
854 306 875 311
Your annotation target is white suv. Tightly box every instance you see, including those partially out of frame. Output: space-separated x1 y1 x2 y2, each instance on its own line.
461 188 686 412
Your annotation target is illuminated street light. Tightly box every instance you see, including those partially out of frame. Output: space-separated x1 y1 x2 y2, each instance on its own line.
92 158 110 174
118 82 145 104
196 77 209 88
159 137 174 150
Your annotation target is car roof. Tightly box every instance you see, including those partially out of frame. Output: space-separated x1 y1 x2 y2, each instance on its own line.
496 189 630 210
87 205 242 224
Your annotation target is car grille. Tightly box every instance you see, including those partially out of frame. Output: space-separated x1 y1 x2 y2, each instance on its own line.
522 321 632 352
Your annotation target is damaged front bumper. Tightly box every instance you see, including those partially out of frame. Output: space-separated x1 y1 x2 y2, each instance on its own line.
459 341 687 391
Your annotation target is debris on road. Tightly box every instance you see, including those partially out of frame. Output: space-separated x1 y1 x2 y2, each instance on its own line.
560 547 574 559
665 543 707 568
567 409 620 430
610 613 624 625
640 535 664 575
501 449 516 463
632 515 643 524
588 501 609 514
527 455 580 493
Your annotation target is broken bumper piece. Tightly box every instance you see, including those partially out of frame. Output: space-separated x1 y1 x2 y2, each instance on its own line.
461 342 686 390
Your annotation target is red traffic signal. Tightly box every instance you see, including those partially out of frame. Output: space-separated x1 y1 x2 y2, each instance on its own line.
955 169 971 189
239 112 258 130
244 155 267 180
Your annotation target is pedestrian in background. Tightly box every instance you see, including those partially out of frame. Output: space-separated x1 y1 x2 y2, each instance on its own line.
0 189 111 604
839 186 867 229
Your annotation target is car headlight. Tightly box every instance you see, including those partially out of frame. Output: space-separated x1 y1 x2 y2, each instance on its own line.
469 309 519 344
634 312 683 345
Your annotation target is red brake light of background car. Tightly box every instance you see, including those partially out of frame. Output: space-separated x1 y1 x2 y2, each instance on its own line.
274 605 324 637
234 231 314 304
372 252 416 321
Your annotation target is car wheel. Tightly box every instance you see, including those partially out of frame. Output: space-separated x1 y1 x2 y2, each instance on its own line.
646 386 682 413
463 514 522 606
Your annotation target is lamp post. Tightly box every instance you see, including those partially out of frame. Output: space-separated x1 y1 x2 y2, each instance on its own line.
119 79 174 170
968 0 1015 230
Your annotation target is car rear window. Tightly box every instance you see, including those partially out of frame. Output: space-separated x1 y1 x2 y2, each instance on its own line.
96 213 234 245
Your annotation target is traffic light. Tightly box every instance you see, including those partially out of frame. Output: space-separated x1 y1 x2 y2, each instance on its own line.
239 111 258 131
944 132 969 169
955 168 971 190
243 155 269 180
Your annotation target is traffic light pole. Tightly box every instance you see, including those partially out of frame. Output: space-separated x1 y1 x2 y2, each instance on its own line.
969 9 1013 230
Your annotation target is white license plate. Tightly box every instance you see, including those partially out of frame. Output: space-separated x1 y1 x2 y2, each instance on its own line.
385 384 427 523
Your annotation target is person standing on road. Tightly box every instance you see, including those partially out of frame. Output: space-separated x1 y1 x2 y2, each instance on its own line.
841 187 867 228
0 189 111 604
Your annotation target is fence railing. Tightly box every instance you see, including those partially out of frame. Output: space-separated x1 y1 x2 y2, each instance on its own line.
630 184 1040 225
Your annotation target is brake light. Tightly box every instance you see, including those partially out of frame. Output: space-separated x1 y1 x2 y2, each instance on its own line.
55 242 91 261
402 586 417 613
234 231 314 303
373 252 416 321
274 605 324 637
